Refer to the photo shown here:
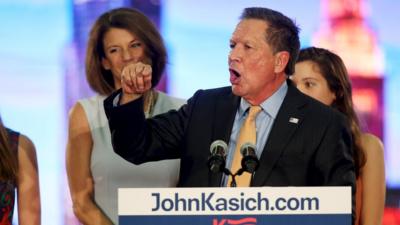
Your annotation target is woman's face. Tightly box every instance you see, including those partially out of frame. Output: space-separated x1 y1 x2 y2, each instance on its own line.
101 27 147 88
291 60 336 106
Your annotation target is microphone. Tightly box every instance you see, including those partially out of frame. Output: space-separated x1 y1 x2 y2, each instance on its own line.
208 140 228 173
240 142 259 173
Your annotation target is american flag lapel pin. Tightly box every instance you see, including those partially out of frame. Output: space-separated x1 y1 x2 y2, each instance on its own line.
289 117 299 124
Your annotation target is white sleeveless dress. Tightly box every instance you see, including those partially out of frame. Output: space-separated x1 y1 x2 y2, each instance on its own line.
79 92 185 224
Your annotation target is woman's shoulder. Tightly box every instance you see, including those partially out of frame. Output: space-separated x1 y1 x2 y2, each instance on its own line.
360 133 384 159
71 95 106 120
360 133 384 150
69 101 88 122
5 129 37 161
18 133 36 157
68 100 92 134
77 95 106 109
155 91 186 109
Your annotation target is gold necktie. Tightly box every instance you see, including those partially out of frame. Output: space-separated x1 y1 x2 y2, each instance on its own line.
228 105 262 187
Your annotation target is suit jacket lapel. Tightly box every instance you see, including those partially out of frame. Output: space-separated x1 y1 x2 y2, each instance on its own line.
212 89 240 144
253 81 308 186
209 88 240 186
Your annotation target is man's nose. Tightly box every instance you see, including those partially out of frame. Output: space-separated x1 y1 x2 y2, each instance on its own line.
229 47 242 63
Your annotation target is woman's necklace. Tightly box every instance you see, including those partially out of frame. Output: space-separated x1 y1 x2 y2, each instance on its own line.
144 89 158 118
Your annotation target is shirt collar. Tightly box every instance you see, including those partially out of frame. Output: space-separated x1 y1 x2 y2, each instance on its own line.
239 81 288 119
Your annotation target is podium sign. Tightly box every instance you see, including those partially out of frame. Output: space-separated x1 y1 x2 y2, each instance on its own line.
119 187 351 225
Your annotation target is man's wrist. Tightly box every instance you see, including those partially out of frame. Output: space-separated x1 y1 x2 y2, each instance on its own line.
121 93 142 105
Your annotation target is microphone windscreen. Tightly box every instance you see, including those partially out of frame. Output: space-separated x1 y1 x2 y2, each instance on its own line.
210 140 228 156
240 142 259 173
240 142 256 156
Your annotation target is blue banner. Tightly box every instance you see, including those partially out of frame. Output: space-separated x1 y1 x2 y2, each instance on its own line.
120 214 350 225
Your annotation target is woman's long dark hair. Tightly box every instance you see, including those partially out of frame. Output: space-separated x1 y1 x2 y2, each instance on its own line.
86 7 167 95
297 47 366 177
0 118 17 182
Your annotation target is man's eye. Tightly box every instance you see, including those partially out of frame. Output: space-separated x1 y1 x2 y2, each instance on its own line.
305 81 315 88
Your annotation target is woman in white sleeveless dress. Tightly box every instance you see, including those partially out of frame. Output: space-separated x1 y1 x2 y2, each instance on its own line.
66 8 185 225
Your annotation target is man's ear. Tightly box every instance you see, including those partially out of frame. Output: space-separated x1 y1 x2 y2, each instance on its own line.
101 57 111 70
274 51 290 73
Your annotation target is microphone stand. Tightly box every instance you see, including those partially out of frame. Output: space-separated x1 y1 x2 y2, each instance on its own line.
224 168 246 187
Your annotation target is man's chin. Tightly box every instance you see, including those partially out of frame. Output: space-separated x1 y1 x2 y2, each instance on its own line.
231 86 243 97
